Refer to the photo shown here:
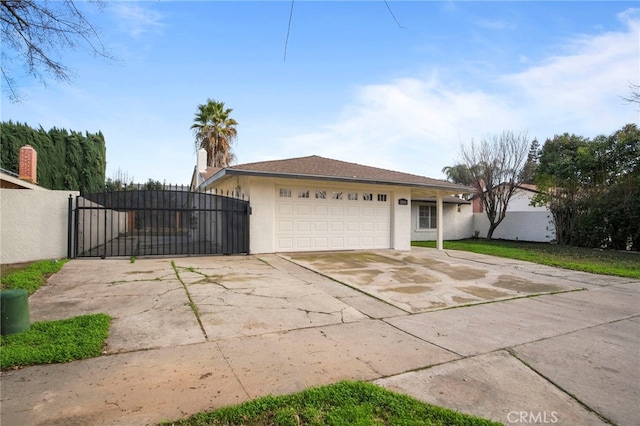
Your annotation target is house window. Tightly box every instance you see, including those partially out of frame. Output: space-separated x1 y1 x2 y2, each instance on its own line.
377 194 387 202
298 190 309 198
419 205 437 229
315 190 327 199
363 193 373 201
348 192 358 201
332 191 343 200
279 188 291 198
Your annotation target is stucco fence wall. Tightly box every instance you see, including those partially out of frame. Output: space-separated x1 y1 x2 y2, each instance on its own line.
1 189 78 264
472 211 556 242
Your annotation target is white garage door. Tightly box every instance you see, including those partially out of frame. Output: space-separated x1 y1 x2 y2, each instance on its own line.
275 186 391 252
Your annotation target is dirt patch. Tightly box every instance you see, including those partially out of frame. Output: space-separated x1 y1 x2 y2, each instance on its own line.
402 256 486 281
1 261 39 276
194 276 222 284
391 267 439 284
423 301 447 310
493 275 564 293
460 286 511 300
217 274 253 283
290 252 404 270
452 296 479 304
337 269 382 285
381 285 432 294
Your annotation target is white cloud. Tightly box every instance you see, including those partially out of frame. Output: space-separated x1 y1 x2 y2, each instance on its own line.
277 8 639 180
476 19 517 30
501 8 639 135
110 3 164 37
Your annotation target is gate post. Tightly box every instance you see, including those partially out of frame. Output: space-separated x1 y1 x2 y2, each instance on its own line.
67 194 74 259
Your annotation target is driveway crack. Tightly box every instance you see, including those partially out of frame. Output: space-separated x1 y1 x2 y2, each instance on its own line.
505 349 615 425
171 260 208 341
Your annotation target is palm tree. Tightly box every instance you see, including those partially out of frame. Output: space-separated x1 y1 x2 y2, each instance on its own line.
191 99 238 167
441 164 474 186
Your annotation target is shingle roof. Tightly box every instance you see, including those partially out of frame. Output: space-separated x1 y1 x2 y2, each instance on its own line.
205 155 473 193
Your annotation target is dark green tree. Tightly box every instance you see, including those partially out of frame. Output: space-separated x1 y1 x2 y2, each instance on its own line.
519 139 540 184
0 121 106 193
534 124 639 250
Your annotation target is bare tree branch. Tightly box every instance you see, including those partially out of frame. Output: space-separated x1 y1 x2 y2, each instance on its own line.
0 0 113 102
459 130 530 239
622 83 640 104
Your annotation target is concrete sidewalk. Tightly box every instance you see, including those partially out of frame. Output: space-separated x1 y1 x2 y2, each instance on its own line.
1 249 638 425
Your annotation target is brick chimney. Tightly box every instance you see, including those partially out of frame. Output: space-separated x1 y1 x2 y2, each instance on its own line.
18 145 37 184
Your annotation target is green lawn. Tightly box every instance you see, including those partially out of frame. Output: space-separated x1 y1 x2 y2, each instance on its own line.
412 240 640 279
1 259 69 294
0 313 112 369
160 381 499 426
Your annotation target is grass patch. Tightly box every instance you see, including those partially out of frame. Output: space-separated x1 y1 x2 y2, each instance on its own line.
0 313 112 370
160 380 499 426
1 259 69 294
413 240 640 279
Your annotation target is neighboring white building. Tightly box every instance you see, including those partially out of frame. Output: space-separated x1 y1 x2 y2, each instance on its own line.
192 152 473 253
472 184 556 242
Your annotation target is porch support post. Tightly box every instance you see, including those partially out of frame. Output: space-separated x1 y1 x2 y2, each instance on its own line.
436 192 444 250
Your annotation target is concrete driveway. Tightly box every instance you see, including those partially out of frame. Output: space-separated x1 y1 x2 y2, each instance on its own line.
284 249 574 312
1 248 638 426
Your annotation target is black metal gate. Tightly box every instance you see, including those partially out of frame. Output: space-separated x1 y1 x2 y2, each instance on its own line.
68 187 250 258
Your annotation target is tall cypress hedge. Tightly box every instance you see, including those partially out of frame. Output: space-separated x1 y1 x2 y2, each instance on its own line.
0 121 106 193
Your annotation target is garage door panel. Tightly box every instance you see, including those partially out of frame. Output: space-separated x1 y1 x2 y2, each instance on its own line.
278 238 293 249
297 238 311 249
345 206 359 216
279 203 293 215
314 237 328 249
315 205 328 215
330 237 345 249
296 221 311 232
297 205 311 215
279 221 293 232
376 222 389 231
331 222 344 232
346 237 359 248
314 221 328 232
275 187 390 252
361 236 374 246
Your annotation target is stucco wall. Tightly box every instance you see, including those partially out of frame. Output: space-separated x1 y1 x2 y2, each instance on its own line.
471 189 555 242
245 177 275 254
411 202 474 241
1 189 79 264
473 211 555 242
507 190 543 212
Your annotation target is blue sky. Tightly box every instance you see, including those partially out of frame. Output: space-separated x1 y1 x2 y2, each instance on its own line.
2 1 639 185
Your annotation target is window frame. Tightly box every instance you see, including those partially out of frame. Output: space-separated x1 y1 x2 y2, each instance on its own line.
418 204 437 229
